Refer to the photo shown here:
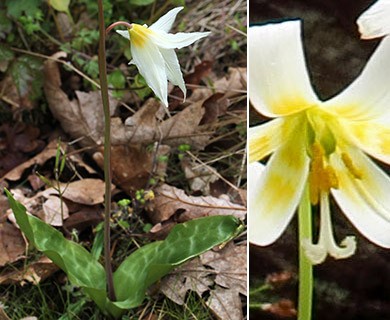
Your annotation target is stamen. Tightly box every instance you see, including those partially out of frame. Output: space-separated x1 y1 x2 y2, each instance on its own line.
308 142 339 205
341 152 363 179
302 193 356 265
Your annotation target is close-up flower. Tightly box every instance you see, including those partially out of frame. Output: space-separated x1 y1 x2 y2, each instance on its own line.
248 20 390 264
116 7 210 107
357 0 390 39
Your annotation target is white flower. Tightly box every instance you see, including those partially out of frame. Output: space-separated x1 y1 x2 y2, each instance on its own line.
357 0 390 39
116 7 210 107
249 20 390 264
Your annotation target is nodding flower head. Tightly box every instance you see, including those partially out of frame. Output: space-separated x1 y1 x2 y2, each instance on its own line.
116 7 210 107
248 20 390 264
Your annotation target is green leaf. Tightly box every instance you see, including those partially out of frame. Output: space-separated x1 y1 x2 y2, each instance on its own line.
0 10 12 39
129 0 155 6
9 55 43 100
5 189 241 319
49 0 70 13
6 0 41 18
108 70 126 99
112 215 241 309
4 189 113 316
0 43 14 72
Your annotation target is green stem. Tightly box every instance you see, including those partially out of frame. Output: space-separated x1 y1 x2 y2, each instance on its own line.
97 0 116 301
298 185 313 320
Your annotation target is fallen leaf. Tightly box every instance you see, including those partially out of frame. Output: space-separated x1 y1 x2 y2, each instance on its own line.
0 123 45 177
146 184 246 224
63 205 103 232
0 221 25 266
181 157 219 194
213 67 247 100
42 178 107 205
159 258 213 305
201 242 246 295
43 52 118 147
2 140 58 181
112 99 210 150
0 306 10 320
93 144 170 192
41 196 69 226
168 60 213 110
160 242 246 320
207 286 243 320
0 256 58 285
199 93 229 125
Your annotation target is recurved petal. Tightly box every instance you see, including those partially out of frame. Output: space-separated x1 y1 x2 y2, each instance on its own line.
323 36 390 121
249 117 300 162
116 29 130 39
249 135 310 246
147 30 210 49
342 119 390 164
331 148 390 248
149 7 184 32
357 0 390 39
159 48 186 100
131 39 168 107
249 21 319 118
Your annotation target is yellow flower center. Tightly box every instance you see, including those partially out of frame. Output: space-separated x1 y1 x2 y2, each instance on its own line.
308 142 338 205
129 23 154 48
305 108 362 205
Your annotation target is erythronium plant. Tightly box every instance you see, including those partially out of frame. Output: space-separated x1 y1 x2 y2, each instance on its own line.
112 6 209 107
249 20 390 319
357 0 390 39
5 3 241 319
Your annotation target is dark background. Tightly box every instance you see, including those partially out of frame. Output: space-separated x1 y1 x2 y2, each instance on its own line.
249 1 390 319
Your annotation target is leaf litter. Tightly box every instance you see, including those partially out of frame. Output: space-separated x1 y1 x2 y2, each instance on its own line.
160 242 247 320
1 0 247 317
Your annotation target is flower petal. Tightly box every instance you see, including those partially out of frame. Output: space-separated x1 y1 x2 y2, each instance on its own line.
249 21 320 118
357 0 390 39
249 116 302 162
331 148 390 248
131 39 168 106
147 30 210 49
116 29 129 39
323 36 390 121
149 7 183 32
249 135 310 246
159 48 186 100
341 119 390 164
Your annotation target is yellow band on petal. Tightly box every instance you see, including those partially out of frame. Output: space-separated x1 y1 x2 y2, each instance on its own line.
129 24 154 48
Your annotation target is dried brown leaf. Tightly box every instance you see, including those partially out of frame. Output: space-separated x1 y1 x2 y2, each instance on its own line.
63 205 103 232
201 242 247 295
42 178 107 205
112 99 210 150
181 157 219 194
207 286 243 320
93 144 170 192
0 257 58 285
147 184 246 224
2 139 58 182
213 67 247 100
43 53 117 147
160 242 246 320
0 307 11 320
159 258 213 305
0 221 25 267
41 196 69 226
